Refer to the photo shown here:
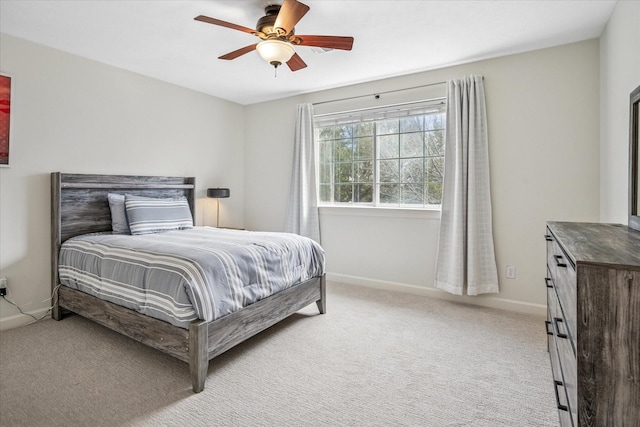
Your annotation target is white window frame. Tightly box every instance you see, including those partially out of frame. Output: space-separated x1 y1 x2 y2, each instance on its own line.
314 99 446 210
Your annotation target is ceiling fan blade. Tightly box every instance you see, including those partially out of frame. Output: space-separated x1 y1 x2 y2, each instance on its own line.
194 15 256 35
287 53 307 72
295 35 354 51
218 44 258 60
274 0 310 34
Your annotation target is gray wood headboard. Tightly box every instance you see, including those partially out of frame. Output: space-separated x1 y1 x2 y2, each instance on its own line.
50 172 196 308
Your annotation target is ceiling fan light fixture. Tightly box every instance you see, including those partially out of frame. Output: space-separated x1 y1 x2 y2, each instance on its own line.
195 0 352 73
256 39 295 68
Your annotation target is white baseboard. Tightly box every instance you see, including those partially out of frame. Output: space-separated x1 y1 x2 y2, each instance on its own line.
0 307 51 331
326 273 547 318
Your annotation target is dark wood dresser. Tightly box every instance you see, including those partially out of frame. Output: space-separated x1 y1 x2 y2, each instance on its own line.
545 222 640 426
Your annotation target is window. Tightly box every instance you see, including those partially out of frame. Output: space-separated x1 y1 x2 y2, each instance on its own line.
315 101 446 208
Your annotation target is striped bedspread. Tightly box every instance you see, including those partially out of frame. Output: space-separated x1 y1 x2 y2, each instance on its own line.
58 227 325 329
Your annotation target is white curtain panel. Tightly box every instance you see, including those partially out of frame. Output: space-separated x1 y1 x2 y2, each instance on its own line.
285 103 321 243
435 75 499 296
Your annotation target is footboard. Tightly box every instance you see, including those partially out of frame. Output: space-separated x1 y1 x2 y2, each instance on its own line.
192 274 326 392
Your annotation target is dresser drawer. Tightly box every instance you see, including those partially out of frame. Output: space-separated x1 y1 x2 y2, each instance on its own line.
546 283 574 426
549 343 573 427
546 230 577 347
555 322 577 424
554 254 576 348
546 286 562 397
546 233 557 283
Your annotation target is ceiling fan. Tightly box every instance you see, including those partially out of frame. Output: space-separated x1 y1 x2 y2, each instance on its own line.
194 0 354 73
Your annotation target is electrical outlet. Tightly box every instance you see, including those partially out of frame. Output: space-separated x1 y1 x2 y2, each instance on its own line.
506 266 516 279
0 277 7 296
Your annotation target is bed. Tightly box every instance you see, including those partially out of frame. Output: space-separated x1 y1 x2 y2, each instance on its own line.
50 172 326 392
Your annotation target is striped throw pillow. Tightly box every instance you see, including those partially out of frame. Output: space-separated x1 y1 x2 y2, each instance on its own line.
124 194 193 235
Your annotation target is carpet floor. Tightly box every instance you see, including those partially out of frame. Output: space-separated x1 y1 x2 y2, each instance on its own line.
0 282 558 427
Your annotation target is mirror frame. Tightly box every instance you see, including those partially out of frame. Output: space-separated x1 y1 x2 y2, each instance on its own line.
630 84 640 232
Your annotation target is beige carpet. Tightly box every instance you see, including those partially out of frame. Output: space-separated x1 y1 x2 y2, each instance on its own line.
0 282 558 427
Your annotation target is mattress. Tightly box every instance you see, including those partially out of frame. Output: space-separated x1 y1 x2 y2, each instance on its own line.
58 227 325 329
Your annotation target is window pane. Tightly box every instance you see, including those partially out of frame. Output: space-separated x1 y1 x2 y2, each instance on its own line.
319 139 333 163
335 162 353 183
401 158 424 183
355 184 373 203
401 183 424 204
400 132 424 158
335 124 353 139
318 126 335 140
379 159 399 183
426 182 443 205
378 135 399 159
335 184 353 203
355 161 373 182
355 136 373 160
425 130 445 156
400 116 423 132
379 183 399 203
425 157 444 182
378 118 399 135
425 113 445 131
354 122 374 137
319 162 331 184
319 184 332 202
336 139 353 162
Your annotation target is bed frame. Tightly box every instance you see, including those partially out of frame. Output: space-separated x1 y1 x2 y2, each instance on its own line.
51 172 326 392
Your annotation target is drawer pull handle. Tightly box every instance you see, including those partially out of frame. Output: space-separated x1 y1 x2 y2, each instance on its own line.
545 320 553 336
544 234 553 242
554 255 567 268
545 277 553 288
553 317 568 339
553 380 569 412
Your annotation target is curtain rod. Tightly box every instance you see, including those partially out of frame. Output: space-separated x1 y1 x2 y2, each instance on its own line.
314 97 446 119
312 81 446 107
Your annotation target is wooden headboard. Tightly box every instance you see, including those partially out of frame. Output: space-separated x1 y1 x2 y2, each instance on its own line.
50 172 196 305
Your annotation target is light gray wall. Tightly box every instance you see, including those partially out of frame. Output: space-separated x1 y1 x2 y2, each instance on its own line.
599 0 640 223
0 34 245 329
245 40 601 314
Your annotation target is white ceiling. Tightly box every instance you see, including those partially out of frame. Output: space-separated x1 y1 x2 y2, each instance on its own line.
0 0 616 105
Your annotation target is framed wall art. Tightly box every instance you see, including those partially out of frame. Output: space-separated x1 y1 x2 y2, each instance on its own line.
0 72 13 167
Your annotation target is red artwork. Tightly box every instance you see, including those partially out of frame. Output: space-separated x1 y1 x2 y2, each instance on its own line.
0 74 11 166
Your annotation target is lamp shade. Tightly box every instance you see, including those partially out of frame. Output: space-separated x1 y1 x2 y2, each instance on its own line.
256 40 295 66
207 188 230 198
